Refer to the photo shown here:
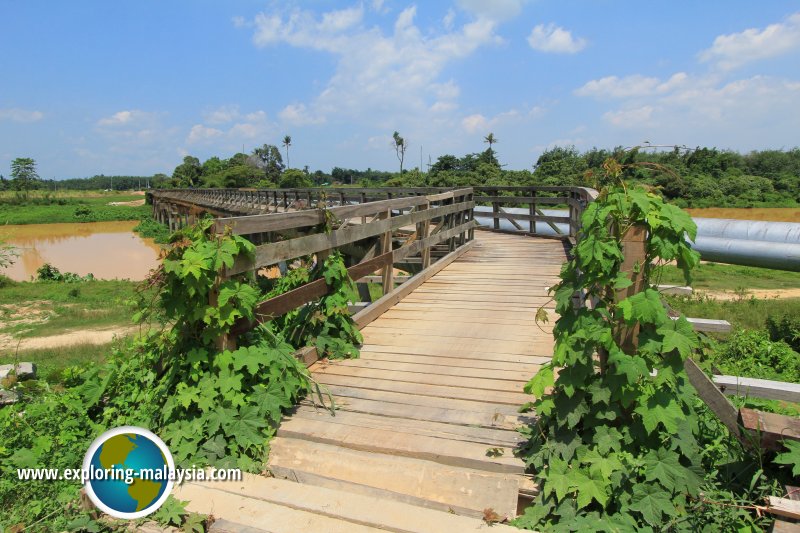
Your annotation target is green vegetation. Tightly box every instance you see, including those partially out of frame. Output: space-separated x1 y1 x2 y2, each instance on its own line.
666 294 800 332
656 262 800 291
0 214 361 530
0 278 138 339
0 191 149 224
515 175 793 530
133 214 172 243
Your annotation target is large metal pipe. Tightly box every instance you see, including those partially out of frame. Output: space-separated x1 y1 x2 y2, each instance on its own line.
474 207 800 271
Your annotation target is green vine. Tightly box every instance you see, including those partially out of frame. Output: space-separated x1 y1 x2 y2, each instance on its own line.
515 177 709 529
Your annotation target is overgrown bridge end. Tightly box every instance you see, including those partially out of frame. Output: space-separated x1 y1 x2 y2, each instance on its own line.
156 186 596 528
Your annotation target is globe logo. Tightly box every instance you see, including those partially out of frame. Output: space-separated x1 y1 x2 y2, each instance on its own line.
82 426 175 519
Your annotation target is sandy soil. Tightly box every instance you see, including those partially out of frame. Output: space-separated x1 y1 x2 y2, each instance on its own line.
0 325 138 351
107 199 146 206
696 288 800 301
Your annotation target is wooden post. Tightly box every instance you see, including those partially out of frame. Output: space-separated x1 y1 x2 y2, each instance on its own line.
492 189 500 230
417 200 431 268
530 190 536 234
615 225 648 356
380 210 393 295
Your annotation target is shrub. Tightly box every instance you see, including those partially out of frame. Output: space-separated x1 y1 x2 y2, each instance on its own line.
713 329 800 382
766 313 800 353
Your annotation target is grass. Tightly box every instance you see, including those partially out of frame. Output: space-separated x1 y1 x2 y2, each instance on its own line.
0 342 117 385
0 191 149 224
0 278 141 338
655 262 800 291
665 294 800 332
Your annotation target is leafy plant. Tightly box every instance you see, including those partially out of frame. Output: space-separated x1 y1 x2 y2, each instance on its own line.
766 313 800 353
280 251 362 359
515 175 712 529
709 328 800 383
35 263 94 283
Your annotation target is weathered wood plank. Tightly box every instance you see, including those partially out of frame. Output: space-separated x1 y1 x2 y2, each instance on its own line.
276 417 525 473
714 375 800 404
267 439 523 522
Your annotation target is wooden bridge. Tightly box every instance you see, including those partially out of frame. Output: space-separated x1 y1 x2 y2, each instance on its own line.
152 186 597 531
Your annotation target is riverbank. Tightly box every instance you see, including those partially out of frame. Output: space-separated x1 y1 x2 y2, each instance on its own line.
0 191 149 224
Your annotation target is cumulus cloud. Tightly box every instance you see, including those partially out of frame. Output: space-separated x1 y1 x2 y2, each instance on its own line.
603 106 656 127
699 12 800 70
575 73 688 99
96 110 157 127
279 103 325 125
528 23 587 54
457 0 527 22
0 108 44 123
244 4 504 130
186 107 274 146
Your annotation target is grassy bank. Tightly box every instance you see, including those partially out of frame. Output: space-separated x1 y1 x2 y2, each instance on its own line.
666 294 800 331
0 278 140 339
656 262 800 291
0 191 149 224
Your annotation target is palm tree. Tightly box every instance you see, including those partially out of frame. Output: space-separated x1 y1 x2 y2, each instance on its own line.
282 135 292 168
484 132 497 153
392 131 406 173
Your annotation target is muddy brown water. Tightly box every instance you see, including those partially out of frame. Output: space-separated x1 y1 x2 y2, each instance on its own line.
0 221 161 281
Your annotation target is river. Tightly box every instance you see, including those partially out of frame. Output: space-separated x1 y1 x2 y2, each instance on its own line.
0 221 161 281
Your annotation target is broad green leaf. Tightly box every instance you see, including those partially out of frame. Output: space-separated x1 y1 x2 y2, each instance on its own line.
628 483 677 526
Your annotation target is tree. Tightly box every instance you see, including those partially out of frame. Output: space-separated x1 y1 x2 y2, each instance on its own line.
10 157 40 195
282 135 292 168
252 144 284 182
172 156 201 187
483 132 498 160
392 131 407 173
279 168 312 188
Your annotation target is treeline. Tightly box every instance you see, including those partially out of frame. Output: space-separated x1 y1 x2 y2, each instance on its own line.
6 144 800 207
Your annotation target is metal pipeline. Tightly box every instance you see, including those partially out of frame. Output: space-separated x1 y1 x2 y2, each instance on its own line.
474 207 800 271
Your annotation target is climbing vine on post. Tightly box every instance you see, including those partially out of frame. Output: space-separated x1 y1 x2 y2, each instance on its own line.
516 166 707 530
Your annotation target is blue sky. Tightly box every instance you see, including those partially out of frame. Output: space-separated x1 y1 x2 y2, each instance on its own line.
1 1 799 178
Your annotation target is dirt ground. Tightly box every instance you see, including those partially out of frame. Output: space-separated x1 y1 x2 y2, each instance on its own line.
0 325 138 351
696 288 800 301
107 199 146 206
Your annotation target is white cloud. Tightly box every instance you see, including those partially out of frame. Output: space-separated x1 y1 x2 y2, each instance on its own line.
185 107 275 147
443 8 456 30
528 23 587 54
461 113 489 133
245 4 503 130
575 73 688 99
204 105 241 125
457 0 527 22
0 108 44 123
699 12 800 70
278 103 325 125
187 124 223 144
96 110 157 127
603 105 656 127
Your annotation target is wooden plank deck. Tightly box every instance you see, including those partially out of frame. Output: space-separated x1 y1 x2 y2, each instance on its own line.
267 230 568 522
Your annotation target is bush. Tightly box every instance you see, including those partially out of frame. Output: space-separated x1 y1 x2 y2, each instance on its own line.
713 329 800 382
766 313 800 352
35 263 93 283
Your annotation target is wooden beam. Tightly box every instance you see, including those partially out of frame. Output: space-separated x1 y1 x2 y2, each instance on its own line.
231 252 394 334
740 408 800 451
679 317 732 333
766 497 800 520
226 201 473 275
684 358 747 446
713 375 800 404
353 240 476 329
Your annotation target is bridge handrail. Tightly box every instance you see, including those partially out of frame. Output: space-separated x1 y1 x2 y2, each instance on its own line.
212 188 476 338
149 185 598 241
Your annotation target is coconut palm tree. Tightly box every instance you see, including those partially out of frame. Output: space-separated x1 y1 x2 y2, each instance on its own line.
282 135 292 168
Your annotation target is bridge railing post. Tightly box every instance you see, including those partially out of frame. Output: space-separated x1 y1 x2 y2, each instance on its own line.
380 210 394 295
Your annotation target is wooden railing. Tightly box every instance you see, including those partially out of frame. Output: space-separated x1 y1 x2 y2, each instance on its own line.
472 186 598 241
150 185 599 241
212 188 476 341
